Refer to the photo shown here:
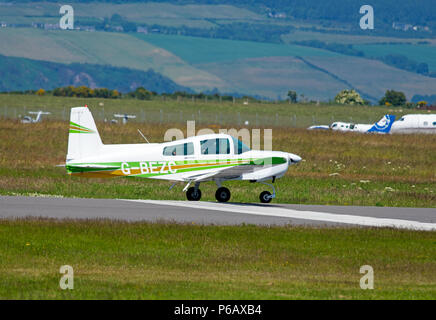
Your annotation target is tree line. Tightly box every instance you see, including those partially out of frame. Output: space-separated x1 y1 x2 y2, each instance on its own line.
4 86 248 102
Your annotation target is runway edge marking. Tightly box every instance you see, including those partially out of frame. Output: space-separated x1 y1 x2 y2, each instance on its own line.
124 200 436 231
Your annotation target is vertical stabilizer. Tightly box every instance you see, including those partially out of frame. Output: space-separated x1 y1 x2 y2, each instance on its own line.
368 115 396 133
67 107 103 161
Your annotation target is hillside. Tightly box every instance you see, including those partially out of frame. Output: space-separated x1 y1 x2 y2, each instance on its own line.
0 1 435 101
0 28 226 92
0 55 190 93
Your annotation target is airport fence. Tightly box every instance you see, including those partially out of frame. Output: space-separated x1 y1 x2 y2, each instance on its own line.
0 104 373 129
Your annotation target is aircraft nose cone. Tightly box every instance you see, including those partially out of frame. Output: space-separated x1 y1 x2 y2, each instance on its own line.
288 153 302 164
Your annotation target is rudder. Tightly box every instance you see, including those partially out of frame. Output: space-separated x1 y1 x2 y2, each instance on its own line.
368 115 396 134
67 106 103 162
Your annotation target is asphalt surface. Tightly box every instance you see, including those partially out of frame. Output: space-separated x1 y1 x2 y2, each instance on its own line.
1 196 435 230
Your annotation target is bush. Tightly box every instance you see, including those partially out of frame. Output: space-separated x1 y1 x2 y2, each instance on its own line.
334 89 365 105
379 90 407 106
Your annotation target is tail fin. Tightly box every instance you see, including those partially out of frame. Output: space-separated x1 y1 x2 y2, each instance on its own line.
67 107 103 162
368 115 396 134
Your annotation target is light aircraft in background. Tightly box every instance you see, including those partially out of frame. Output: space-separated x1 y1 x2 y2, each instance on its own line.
113 113 136 124
66 106 302 203
327 114 396 133
21 111 51 124
391 114 436 134
307 125 329 130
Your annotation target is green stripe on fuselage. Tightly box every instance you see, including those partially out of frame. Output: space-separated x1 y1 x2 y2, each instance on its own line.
66 157 287 175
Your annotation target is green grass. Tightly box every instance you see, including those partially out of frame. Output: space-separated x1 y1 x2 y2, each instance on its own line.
0 105 434 207
281 30 436 45
0 2 262 24
355 44 436 72
0 219 435 299
1 94 427 128
304 55 436 101
135 34 339 64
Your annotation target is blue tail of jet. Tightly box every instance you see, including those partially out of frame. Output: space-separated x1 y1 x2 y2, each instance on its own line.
367 115 396 134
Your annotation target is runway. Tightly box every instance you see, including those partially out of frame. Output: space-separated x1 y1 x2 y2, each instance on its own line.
0 196 435 231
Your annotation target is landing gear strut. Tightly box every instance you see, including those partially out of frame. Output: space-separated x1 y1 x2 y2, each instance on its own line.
259 181 276 203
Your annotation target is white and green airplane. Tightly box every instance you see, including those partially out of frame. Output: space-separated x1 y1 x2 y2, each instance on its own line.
66 106 302 203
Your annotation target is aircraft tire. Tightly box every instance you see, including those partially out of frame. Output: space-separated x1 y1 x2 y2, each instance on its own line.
215 187 231 202
259 191 272 203
186 187 201 201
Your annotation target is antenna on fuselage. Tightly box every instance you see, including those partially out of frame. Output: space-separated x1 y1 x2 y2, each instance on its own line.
137 129 150 144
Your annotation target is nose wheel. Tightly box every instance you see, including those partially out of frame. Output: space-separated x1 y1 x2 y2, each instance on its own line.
259 181 276 203
260 191 272 203
215 187 231 202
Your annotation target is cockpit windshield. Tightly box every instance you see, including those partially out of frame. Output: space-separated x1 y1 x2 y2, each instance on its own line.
232 137 250 154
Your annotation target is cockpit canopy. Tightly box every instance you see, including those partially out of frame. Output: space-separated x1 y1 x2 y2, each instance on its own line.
162 136 251 156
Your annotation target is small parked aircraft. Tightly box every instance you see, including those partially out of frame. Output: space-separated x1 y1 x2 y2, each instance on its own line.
390 114 436 134
21 111 51 124
66 106 302 203
330 114 396 133
113 113 136 125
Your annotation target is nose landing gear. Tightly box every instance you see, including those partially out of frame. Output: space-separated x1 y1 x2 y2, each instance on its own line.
259 181 276 203
260 191 272 203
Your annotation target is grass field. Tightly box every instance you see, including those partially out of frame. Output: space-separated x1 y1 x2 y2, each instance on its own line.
355 44 436 72
0 219 435 299
0 97 435 299
135 34 339 64
1 94 431 127
196 56 347 100
304 55 436 101
0 102 435 207
282 30 436 45
0 2 262 26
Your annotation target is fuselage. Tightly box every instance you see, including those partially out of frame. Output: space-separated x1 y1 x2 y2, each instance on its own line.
67 133 301 182
330 122 372 133
391 114 436 134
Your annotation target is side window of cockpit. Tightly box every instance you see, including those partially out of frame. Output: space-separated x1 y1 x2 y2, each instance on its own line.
200 138 230 155
163 142 194 156
232 137 250 154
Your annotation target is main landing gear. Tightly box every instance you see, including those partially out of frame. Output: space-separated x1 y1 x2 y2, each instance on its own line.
183 180 276 203
185 182 202 201
215 187 231 202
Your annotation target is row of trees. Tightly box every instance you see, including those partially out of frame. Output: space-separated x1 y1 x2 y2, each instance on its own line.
11 85 421 108
288 89 413 107
52 86 121 99
17 86 253 102
334 89 408 107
